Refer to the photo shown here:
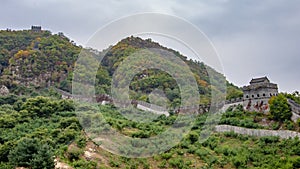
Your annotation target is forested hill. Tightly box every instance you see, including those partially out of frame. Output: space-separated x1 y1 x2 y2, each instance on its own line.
0 29 242 102
0 29 80 94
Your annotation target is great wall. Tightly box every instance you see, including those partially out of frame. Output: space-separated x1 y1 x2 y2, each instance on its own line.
55 76 300 121
55 76 300 140
215 125 300 139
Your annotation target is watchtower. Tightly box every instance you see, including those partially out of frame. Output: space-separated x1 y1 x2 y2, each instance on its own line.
31 26 41 32
242 76 278 112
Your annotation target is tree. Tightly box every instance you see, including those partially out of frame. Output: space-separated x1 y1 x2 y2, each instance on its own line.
21 96 57 117
30 144 55 169
8 137 54 169
8 138 39 167
57 99 74 112
0 141 14 162
269 94 292 122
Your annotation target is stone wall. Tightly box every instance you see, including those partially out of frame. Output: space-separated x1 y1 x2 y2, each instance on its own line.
288 99 300 115
288 99 300 122
57 88 300 122
136 104 169 116
215 125 300 139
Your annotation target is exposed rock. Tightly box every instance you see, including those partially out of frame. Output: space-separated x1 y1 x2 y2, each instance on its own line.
54 158 73 169
84 150 93 160
292 112 300 122
0 85 9 96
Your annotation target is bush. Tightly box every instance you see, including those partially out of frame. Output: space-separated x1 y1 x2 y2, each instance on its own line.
158 160 167 168
0 94 19 105
284 120 295 130
8 138 54 168
168 157 184 168
187 131 199 144
259 136 279 144
223 131 238 138
161 152 173 160
59 117 81 129
0 141 14 162
0 162 14 169
8 138 39 167
271 122 280 130
75 136 87 148
269 94 292 122
30 144 55 169
195 148 209 159
109 159 120 167
67 146 83 161
72 159 97 169
292 157 300 168
57 99 75 112
232 156 247 168
21 96 57 117
57 129 77 144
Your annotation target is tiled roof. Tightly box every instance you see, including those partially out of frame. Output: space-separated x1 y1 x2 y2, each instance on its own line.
250 76 269 84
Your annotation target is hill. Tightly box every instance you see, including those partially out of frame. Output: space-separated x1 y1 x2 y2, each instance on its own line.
0 29 80 94
0 29 242 103
1 28 300 169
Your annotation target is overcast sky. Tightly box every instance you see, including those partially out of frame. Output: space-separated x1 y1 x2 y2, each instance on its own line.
1 0 299 92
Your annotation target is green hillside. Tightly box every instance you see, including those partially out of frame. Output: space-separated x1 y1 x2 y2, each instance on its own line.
0 30 242 102
1 97 300 168
1 29 300 169
0 30 80 94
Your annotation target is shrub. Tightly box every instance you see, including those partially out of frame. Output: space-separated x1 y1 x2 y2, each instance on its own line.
0 141 14 162
30 144 55 169
158 160 167 168
161 152 173 160
271 122 280 130
59 117 81 129
57 129 77 144
259 136 279 144
67 146 83 161
0 162 14 169
72 159 97 169
109 159 120 167
8 138 54 168
187 131 199 144
168 157 184 168
269 94 292 122
284 120 295 130
75 136 87 148
292 157 300 168
232 156 247 168
57 99 75 112
8 138 39 167
195 148 209 159
296 118 300 127
21 96 57 117
224 131 238 138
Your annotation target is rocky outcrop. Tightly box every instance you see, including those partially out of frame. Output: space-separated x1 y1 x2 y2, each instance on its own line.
0 85 9 96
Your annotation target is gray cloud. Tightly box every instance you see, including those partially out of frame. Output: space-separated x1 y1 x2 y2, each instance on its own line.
0 0 299 92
